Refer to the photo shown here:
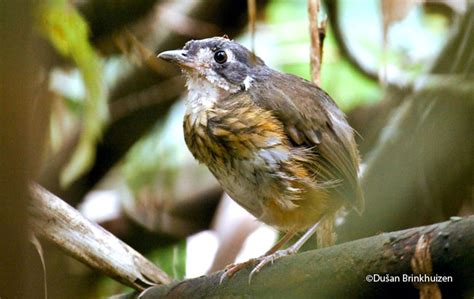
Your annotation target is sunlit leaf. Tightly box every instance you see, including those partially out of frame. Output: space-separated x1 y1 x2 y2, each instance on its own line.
37 0 108 187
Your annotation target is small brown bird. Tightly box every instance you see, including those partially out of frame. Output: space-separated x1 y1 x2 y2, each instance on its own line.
158 36 363 281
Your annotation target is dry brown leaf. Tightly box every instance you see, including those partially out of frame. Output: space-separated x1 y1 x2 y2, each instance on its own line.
381 0 421 38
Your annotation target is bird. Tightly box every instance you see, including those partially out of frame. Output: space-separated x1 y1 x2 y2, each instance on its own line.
158 36 363 282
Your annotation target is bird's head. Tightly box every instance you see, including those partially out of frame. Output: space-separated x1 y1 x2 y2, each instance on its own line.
158 37 265 94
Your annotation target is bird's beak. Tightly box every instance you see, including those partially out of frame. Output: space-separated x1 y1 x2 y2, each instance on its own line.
157 49 192 67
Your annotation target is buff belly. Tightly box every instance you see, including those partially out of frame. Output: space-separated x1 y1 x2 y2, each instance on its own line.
208 155 336 232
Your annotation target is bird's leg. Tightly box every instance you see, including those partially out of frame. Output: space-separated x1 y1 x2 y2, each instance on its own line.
264 229 297 255
248 217 326 283
219 230 296 284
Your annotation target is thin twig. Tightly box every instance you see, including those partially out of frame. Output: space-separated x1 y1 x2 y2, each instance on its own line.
247 0 257 53
308 0 324 86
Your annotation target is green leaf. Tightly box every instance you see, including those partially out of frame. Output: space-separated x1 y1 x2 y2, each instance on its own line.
38 0 108 187
149 240 187 280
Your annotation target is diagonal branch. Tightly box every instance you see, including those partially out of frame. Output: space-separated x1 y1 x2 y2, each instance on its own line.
29 184 171 290
119 216 474 298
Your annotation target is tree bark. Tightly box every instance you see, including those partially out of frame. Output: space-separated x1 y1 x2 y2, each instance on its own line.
118 216 474 298
29 184 171 290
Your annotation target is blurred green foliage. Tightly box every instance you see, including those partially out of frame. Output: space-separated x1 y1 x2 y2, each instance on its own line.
266 0 381 110
38 0 108 187
265 0 450 110
149 239 187 281
121 102 190 194
122 119 175 193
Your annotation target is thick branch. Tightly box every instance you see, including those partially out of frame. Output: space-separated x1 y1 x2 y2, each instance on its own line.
120 216 474 298
29 184 171 290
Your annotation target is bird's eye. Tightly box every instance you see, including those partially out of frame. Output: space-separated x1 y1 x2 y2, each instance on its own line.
214 51 227 64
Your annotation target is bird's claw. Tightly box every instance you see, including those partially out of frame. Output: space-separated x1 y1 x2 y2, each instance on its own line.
248 248 294 284
219 248 296 285
219 271 228 285
219 258 257 284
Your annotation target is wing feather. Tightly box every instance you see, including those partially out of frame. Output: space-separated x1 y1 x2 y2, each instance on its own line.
249 70 364 212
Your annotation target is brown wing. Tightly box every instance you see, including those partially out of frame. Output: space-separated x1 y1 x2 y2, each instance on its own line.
249 71 364 212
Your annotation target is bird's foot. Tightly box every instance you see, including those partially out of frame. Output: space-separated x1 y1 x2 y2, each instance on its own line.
248 247 297 284
219 247 297 284
219 258 258 284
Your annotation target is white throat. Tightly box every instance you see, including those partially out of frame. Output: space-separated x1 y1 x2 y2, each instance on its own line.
184 73 222 113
